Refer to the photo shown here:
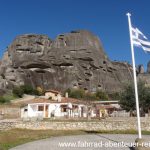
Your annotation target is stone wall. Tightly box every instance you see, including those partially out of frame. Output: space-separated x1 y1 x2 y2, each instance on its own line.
1 118 150 131
0 120 18 130
14 120 150 131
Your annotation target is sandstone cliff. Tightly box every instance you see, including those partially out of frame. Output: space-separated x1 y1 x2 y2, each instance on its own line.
0 30 134 93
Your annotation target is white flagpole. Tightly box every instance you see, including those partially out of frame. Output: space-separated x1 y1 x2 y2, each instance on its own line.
126 13 142 139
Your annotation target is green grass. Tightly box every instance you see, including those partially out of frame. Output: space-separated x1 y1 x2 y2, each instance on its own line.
0 129 150 150
3 94 18 101
0 129 86 150
0 94 18 104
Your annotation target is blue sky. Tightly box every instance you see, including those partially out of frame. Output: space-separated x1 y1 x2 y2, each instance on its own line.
0 0 150 70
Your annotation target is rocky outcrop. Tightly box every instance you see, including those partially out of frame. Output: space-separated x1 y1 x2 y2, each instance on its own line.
138 65 144 74
0 30 134 93
147 61 150 73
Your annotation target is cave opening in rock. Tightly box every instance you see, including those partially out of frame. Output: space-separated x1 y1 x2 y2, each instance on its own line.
98 84 102 89
84 88 88 91
103 61 107 64
85 78 90 81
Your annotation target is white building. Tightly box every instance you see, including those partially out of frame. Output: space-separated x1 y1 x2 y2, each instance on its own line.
21 97 88 119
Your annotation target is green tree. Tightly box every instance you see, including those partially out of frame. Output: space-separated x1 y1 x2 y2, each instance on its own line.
140 87 150 114
96 90 109 100
119 83 136 112
68 88 85 99
20 85 34 94
84 92 98 101
65 88 109 101
119 81 150 115
12 85 44 97
108 92 121 100
12 86 24 98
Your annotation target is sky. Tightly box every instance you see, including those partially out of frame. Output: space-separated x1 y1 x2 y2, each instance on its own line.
0 0 150 70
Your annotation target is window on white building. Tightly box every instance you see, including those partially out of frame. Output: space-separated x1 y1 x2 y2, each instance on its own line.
61 105 67 112
38 106 44 111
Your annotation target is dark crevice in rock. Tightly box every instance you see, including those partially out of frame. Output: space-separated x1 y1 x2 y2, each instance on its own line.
90 63 99 69
85 78 90 81
99 66 103 68
21 64 50 69
78 83 82 85
16 44 22 46
103 69 106 72
59 34 65 36
85 72 93 77
35 41 44 45
98 84 102 87
79 49 87 51
79 57 94 61
103 60 107 64
71 30 80 33
84 88 88 91
52 63 73 67
35 70 46 73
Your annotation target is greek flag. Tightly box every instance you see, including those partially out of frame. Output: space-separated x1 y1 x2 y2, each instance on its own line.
132 27 150 52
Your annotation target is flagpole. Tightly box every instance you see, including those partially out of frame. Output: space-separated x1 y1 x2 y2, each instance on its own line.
126 13 142 139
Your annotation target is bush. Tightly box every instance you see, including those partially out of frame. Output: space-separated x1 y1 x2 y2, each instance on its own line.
12 87 24 98
119 81 150 115
32 89 40 96
119 83 136 112
84 92 98 101
69 89 85 99
0 96 9 103
65 88 108 101
108 92 121 100
36 86 45 96
12 85 44 97
0 96 10 103
20 85 34 94
96 90 109 100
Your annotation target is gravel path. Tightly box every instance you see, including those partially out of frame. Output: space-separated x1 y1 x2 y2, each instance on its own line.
11 95 35 104
10 134 150 150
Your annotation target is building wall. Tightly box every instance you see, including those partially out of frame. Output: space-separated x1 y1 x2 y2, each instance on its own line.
21 103 88 118
49 103 62 117
45 92 61 101
28 104 38 117
21 106 28 118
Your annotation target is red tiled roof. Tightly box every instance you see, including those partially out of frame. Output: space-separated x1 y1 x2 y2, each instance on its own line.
22 97 86 105
27 98 53 104
61 97 86 104
45 90 61 94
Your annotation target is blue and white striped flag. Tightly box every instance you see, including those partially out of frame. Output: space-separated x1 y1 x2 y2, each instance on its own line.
132 27 150 52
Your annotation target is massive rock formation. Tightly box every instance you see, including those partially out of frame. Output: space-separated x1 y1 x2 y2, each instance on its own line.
0 30 134 93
